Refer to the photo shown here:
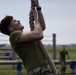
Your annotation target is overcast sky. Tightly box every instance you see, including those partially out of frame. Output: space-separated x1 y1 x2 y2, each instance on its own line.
0 0 76 45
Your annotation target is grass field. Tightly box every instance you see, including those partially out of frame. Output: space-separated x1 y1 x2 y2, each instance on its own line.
0 70 26 75
0 46 76 75
47 46 76 60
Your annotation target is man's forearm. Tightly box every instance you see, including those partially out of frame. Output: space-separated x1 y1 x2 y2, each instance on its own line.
34 18 43 35
37 10 46 31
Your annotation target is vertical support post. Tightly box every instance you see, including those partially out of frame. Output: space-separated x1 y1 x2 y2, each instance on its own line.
12 50 16 60
12 49 16 69
53 33 56 60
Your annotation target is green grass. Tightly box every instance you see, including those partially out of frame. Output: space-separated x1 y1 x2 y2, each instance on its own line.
0 70 26 75
46 47 76 73
0 70 17 75
46 47 76 60
0 47 76 75
0 65 26 75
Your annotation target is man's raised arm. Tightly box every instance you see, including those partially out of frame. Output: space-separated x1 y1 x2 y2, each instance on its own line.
32 0 46 31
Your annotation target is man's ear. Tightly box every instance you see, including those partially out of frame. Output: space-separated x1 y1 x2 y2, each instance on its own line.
9 27 14 31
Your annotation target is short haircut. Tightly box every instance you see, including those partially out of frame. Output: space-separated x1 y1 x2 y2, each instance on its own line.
0 16 13 35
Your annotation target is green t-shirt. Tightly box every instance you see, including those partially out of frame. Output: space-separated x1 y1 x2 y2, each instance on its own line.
9 30 47 72
60 50 68 61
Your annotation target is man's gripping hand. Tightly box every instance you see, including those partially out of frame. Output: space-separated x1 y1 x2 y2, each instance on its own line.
31 0 40 8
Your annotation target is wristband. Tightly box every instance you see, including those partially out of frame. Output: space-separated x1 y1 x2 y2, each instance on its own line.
37 7 41 10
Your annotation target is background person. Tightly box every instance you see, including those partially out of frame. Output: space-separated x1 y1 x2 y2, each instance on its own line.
59 45 70 75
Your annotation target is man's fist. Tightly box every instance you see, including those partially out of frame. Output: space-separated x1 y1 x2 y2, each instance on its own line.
31 0 40 8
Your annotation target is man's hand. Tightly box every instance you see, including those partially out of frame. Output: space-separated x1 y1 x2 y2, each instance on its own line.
31 0 40 7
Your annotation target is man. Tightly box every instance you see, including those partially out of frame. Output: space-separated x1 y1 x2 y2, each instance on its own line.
59 45 70 75
0 0 51 75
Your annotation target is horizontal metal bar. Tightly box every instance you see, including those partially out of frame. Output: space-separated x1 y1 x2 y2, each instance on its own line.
0 60 76 65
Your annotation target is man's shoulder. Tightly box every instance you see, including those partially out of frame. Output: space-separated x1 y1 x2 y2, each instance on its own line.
10 30 22 38
9 30 22 42
10 30 22 35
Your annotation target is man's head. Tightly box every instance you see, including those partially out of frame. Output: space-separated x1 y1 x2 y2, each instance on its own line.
0 16 24 36
0 16 13 35
62 45 65 51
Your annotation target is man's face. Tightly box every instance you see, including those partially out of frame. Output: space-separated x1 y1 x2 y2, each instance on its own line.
9 19 24 31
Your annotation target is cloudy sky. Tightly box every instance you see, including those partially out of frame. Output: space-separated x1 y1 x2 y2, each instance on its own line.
0 0 76 45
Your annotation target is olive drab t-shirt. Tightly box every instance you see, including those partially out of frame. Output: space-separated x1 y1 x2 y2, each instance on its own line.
9 30 47 72
60 50 68 61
